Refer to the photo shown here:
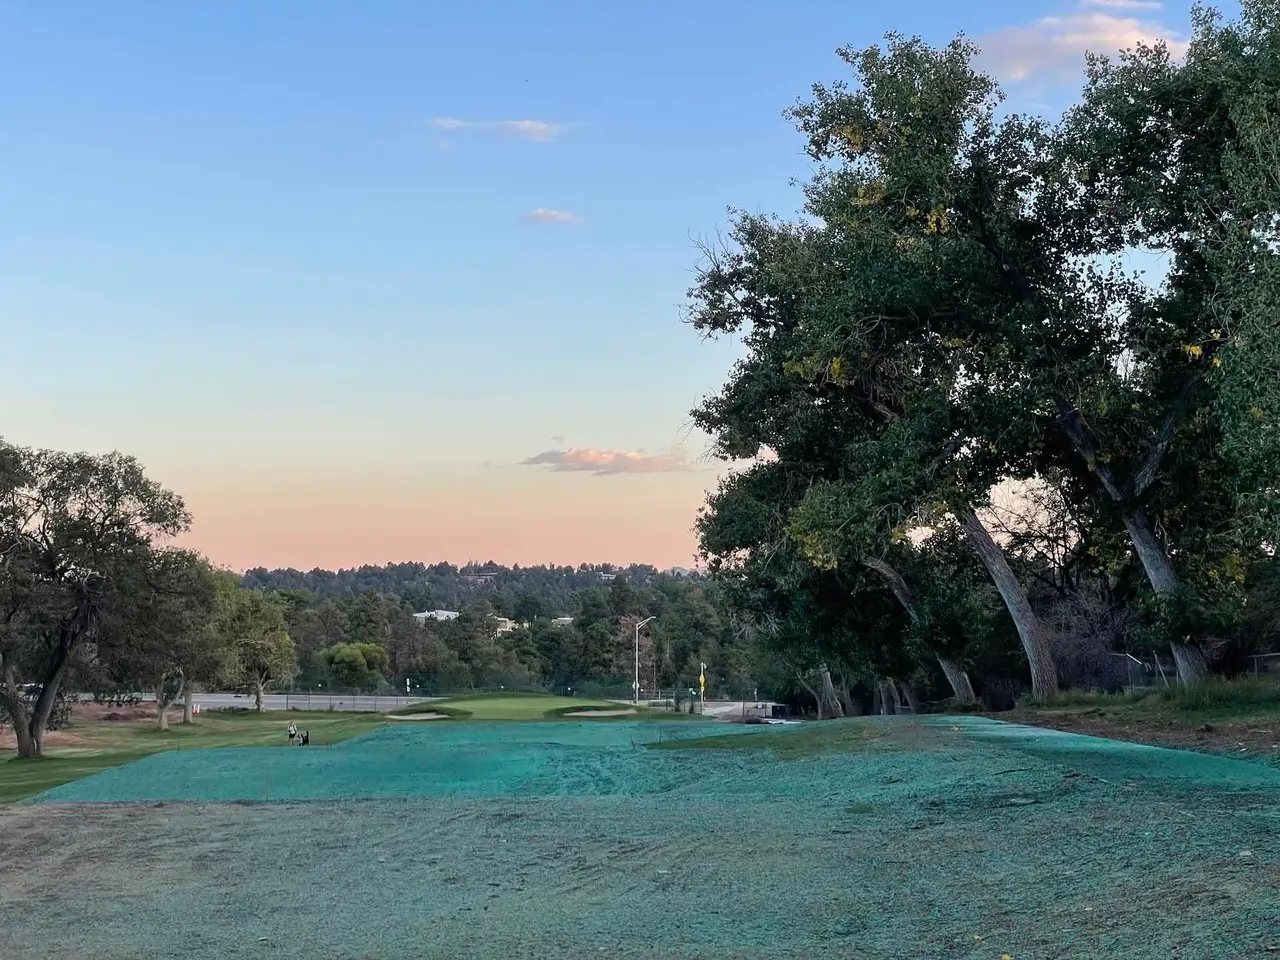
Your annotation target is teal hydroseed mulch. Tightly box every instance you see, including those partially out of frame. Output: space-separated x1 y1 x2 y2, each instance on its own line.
4 717 1279 959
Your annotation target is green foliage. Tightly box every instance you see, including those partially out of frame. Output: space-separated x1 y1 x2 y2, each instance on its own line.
688 1 1280 700
317 642 389 692
0 441 191 754
213 588 297 705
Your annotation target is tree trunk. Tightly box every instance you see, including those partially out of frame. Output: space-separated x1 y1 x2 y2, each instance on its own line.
795 672 823 719
1 663 39 758
897 680 919 714
155 673 184 731
838 683 856 718
1170 641 1211 685
878 680 897 715
183 686 195 724
863 558 921 616
871 684 883 717
937 657 977 705
817 668 844 719
1122 507 1211 685
1122 507 1178 594
955 504 1059 697
254 678 265 713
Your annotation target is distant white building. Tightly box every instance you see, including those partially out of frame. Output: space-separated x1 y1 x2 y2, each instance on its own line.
551 616 574 627
493 617 516 634
413 609 460 625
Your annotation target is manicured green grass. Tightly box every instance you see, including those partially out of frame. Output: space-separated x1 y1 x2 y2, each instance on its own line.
0 710 384 804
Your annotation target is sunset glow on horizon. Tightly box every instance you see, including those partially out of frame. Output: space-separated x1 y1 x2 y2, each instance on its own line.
173 462 724 572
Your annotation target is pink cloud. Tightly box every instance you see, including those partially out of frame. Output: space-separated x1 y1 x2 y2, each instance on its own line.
977 10 1185 83
521 446 691 475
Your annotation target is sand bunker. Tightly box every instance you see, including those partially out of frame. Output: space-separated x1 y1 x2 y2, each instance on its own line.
563 709 636 717
385 712 448 721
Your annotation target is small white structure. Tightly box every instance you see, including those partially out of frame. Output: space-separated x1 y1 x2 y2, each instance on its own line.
493 617 516 634
413 609 460 625
551 617 574 627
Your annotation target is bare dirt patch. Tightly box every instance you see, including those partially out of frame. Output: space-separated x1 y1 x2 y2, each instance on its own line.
73 703 168 723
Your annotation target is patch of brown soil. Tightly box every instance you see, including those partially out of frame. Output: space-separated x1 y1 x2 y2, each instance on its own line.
74 703 170 723
1009 709 1280 760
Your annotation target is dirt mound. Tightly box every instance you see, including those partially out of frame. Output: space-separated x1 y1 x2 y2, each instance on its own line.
75 703 165 723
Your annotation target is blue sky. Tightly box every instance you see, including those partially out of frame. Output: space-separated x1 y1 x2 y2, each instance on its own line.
0 0 1201 568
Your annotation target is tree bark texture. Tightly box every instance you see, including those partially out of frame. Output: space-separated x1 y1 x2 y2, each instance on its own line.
955 503 1059 697
877 680 897 715
817 668 844 719
937 657 977 705
1123 507 1211 684
155 672 185 731
897 680 919 714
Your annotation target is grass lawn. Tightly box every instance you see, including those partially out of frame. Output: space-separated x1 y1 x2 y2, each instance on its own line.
390 692 650 721
0 709 384 804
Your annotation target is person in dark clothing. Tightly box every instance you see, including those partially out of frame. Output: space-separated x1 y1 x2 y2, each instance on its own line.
300 730 309 745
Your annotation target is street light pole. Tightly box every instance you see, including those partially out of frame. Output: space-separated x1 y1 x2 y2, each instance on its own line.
634 616 656 705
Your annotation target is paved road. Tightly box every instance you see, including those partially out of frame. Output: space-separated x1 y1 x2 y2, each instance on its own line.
138 692 436 713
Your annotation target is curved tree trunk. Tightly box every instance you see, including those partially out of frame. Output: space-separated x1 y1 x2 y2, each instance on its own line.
863 558 921 616
955 504 1059 698
1122 508 1211 685
795 672 823 719
865 557 979 704
183 686 195 724
937 657 977 705
254 678 265 713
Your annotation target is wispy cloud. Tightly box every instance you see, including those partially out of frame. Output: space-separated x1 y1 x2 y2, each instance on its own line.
977 5 1184 84
429 118 568 142
525 208 584 224
522 446 692 475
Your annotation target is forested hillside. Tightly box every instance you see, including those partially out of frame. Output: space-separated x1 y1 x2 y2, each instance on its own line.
242 562 777 701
